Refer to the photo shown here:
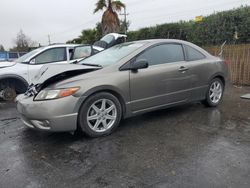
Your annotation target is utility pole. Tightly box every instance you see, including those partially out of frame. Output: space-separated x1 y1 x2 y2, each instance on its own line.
48 35 51 45
120 7 129 35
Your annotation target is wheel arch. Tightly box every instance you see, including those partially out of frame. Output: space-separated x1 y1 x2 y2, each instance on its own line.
209 73 226 86
76 86 127 119
0 74 29 93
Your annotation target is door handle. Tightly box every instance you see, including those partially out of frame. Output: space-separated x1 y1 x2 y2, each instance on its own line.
178 66 189 72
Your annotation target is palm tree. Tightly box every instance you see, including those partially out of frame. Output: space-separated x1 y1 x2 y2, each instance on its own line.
94 0 125 36
79 29 97 44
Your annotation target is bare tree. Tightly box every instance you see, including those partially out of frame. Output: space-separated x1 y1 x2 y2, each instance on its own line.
0 44 5 51
10 30 36 52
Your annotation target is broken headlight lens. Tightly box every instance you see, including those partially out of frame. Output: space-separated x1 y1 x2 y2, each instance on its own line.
34 87 80 101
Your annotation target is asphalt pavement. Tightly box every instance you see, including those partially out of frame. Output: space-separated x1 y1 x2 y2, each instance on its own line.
0 85 250 188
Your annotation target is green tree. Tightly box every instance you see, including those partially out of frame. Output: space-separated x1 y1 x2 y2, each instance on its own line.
95 22 103 40
94 0 125 36
67 28 98 44
127 6 250 46
79 29 97 44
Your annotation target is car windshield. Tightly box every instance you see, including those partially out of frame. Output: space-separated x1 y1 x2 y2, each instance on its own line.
79 42 145 67
100 35 115 44
16 47 45 63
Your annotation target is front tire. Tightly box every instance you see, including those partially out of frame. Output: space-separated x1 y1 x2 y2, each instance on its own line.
78 92 122 137
0 87 16 101
203 78 224 107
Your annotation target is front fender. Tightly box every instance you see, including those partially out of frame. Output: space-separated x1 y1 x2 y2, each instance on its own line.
73 85 128 114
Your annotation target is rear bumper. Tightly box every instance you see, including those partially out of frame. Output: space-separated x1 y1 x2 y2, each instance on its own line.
16 95 80 132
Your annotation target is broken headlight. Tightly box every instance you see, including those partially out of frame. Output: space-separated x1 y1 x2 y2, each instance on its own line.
34 87 80 101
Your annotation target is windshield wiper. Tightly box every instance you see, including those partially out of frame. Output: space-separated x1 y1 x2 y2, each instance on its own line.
81 63 103 68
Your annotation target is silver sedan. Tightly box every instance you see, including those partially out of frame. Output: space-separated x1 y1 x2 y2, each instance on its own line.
16 39 227 137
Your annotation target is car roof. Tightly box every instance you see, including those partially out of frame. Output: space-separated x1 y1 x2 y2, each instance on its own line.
15 44 81 63
132 38 193 44
130 39 212 57
43 44 79 49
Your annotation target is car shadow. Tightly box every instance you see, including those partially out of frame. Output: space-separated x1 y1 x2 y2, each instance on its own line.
118 102 202 129
19 102 204 146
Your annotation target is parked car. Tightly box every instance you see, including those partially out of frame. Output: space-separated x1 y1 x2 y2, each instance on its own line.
16 39 227 137
0 44 85 101
0 33 127 101
0 51 27 62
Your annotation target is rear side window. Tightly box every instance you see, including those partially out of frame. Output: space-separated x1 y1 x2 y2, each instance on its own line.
34 47 66 64
185 45 205 61
136 44 184 66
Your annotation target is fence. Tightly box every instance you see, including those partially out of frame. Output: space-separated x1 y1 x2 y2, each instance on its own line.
204 44 250 86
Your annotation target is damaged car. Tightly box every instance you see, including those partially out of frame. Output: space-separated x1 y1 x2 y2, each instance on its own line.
0 44 94 101
16 39 227 137
0 33 126 101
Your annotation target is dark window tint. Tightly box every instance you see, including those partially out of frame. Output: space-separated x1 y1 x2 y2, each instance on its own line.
68 48 74 60
8 52 18 59
93 49 100 54
34 48 66 64
185 45 205 61
137 44 184 66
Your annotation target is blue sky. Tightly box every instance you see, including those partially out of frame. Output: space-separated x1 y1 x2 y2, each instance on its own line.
1 0 250 49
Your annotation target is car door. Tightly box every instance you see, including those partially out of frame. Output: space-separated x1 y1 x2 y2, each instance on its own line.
129 43 192 112
183 44 211 101
69 45 93 63
27 47 67 83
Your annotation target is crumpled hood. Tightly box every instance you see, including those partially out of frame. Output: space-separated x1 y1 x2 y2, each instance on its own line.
0 61 16 68
25 64 101 96
34 64 101 84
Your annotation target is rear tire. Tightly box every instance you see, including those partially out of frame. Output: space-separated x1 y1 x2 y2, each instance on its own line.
78 92 122 137
202 78 224 107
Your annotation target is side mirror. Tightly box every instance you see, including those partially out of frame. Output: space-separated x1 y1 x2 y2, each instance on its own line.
131 59 149 71
30 58 36 64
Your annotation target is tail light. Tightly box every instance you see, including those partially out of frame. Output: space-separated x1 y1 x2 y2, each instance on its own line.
224 59 229 65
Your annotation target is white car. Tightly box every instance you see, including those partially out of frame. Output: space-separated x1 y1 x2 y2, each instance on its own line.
0 44 97 101
0 33 127 101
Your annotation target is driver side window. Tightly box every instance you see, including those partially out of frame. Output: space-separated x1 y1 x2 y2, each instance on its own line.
136 44 185 66
33 47 66 64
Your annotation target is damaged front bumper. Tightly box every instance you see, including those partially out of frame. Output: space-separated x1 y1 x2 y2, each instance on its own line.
16 94 80 132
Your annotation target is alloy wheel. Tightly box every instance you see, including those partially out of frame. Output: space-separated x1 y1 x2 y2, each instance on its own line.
209 81 223 104
86 99 117 133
